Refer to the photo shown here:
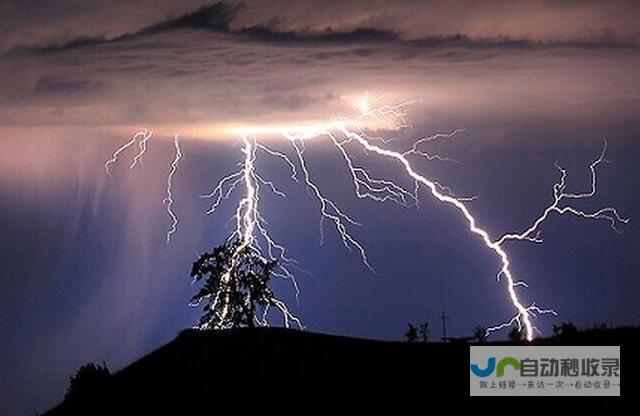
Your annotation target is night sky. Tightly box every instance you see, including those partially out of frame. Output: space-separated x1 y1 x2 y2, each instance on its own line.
1 1 639 414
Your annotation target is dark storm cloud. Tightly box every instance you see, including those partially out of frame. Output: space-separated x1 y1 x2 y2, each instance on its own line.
8 1 638 55
7 2 243 54
0 0 213 53
232 0 640 44
6 2 399 55
237 26 398 45
137 1 241 34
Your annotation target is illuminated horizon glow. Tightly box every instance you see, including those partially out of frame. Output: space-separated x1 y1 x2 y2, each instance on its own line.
106 97 628 340
107 97 412 142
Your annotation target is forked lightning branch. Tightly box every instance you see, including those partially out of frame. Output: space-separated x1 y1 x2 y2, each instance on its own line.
105 98 628 341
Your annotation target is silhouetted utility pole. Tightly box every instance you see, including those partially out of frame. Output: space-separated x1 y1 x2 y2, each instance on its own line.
441 311 449 342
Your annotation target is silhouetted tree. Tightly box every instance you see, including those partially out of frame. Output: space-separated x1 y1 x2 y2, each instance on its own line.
64 362 111 403
508 326 524 342
419 322 431 342
405 323 418 342
472 326 488 343
552 321 578 338
190 238 279 329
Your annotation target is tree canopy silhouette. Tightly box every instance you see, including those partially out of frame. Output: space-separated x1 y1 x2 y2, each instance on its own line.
190 238 280 329
418 322 431 342
64 362 111 404
404 323 418 342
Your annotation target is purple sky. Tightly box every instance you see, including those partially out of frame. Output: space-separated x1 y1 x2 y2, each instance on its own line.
1 1 639 414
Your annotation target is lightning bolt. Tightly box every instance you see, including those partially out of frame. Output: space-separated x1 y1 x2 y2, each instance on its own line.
109 96 627 340
208 98 625 340
105 129 152 177
330 124 555 341
200 135 302 329
105 129 184 244
495 141 628 246
130 129 153 170
163 135 183 244
196 101 477 331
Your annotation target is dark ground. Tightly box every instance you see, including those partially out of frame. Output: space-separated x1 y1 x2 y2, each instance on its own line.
44 327 636 413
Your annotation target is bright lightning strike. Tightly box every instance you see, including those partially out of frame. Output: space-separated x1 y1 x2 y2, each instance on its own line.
163 135 183 244
105 129 185 245
107 97 627 340
130 129 152 170
495 141 628 246
210 99 626 339
105 129 152 177
200 135 302 329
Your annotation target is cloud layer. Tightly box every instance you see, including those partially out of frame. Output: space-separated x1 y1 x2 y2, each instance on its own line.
4 1 640 53
1 1 638 133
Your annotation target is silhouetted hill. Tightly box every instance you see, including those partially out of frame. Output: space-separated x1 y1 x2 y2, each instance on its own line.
44 327 637 413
